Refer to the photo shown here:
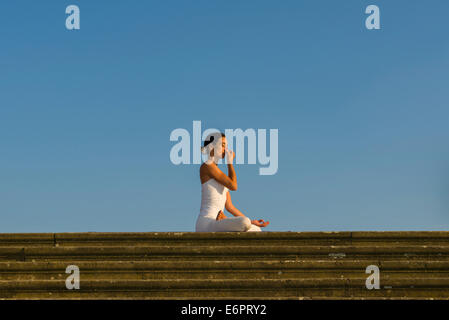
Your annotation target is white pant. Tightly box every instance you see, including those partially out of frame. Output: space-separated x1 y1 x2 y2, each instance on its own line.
195 216 262 232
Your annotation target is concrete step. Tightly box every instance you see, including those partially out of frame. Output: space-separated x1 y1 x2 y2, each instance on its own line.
1 278 449 299
1 245 449 262
1 270 449 281
3 259 449 270
1 232 448 299
1 232 449 247
1 260 449 281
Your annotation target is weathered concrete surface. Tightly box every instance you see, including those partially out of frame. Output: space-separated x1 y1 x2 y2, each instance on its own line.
0 232 449 299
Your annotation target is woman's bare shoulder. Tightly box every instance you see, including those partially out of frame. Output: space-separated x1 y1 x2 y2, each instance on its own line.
200 162 212 183
200 162 210 173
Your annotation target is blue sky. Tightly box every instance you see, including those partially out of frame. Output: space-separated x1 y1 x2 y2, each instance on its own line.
1 1 448 232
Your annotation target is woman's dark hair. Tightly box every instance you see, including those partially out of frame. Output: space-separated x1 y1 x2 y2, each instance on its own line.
203 132 226 148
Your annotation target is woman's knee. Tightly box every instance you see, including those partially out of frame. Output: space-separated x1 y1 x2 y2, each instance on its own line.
241 217 252 231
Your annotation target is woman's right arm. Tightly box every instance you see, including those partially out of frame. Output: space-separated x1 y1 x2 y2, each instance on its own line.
206 150 237 191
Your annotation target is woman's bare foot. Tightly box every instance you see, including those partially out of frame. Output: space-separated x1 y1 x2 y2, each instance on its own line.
216 210 227 221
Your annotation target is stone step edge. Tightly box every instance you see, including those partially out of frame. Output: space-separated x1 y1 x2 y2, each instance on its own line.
1 260 449 270
1 278 449 289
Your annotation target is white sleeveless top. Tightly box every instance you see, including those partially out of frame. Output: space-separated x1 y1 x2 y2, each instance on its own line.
199 178 229 219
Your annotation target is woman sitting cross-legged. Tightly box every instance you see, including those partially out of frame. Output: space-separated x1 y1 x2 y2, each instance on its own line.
195 132 270 232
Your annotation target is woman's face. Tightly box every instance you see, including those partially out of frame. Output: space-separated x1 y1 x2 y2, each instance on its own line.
210 136 227 159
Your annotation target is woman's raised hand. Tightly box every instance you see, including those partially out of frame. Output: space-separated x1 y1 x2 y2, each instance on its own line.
251 219 270 228
225 148 235 164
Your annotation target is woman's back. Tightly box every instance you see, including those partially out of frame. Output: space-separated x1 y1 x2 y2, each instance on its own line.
199 178 228 219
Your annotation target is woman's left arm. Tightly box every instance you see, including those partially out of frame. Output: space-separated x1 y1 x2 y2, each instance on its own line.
226 191 270 227
224 192 245 217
